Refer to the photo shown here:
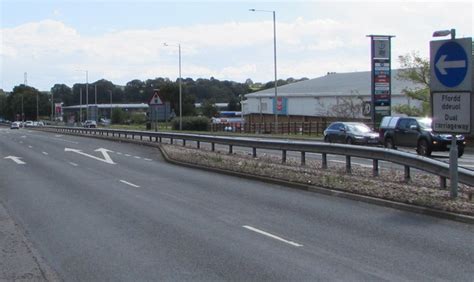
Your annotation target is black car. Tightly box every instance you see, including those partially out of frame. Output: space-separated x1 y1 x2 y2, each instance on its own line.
324 122 380 145
379 116 466 157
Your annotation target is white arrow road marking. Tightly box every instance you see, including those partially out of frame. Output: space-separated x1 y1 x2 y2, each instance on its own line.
243 225 303 247
436 55 466 75
119 180 140 188
94 148 115 164
4 156 26 165
64 148 116 164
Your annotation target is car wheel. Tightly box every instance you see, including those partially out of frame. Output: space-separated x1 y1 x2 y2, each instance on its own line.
417 139 432 156
458 148 464 158
346 137 354 145
324 135 330 143
384 138 395 149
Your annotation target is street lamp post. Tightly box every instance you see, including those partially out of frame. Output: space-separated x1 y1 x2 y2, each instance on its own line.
249 8 278 133
163 42 182 130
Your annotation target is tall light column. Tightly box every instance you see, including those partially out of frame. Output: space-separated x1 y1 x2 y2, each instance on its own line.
249 8 278 133
163 42 182 130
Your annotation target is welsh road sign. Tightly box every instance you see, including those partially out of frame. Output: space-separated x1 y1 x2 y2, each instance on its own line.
430 38 472 92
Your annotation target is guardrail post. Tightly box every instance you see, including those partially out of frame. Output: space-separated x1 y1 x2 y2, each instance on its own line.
149 136 152 141
440 176 447 189
282 150 287 163
170 138 174 145
301 152 306 166
197 141 200 149
211 142 215 151
229 145 233 154
373 159 379 177
404 166 411 182
159 137 162 143
252 147 257 158
346 156 351 174
322 153 327 169
183 140 186 147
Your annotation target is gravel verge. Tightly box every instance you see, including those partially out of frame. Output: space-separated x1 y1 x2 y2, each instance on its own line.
161 144 474 217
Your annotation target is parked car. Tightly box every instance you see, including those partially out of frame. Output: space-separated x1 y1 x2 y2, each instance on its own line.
324 122 380 145
379 116 466 157
24 120 34 127
10 121 21 129
82 120 97 128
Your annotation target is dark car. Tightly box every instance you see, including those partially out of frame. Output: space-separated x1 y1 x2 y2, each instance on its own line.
324 122 380 145
380 116 466 157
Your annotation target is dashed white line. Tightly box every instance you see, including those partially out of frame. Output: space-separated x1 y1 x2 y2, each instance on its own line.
28 145 33 149
116 152 123 155
243 225 303 247
144 158 152 161
69 162 78 167
42 152 49 155
124 154 131 157
119 180 140 188
134 156 141 159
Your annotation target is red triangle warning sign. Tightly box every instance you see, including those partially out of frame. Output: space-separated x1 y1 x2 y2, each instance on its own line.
149 93 163 105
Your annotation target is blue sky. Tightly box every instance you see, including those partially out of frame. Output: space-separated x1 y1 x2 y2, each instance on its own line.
1 0 472 91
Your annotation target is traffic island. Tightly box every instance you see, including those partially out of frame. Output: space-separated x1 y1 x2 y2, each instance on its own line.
159 144 474 222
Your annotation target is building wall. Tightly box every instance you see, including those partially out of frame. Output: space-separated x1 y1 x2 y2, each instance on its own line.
243 94 421 122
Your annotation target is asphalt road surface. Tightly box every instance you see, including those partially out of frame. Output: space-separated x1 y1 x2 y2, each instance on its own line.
1 128 473 281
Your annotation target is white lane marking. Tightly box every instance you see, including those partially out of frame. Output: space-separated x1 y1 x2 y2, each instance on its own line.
4 156 26 165
119 180 140 188
28 145 33 149
116 152 123 155
21 135 26 138
42 152 49 155
19 141 23 144
243 225 303 247
134 156 141 159
64 147 116 165
124 154 131 157
69 162 78 167
144 158 152 161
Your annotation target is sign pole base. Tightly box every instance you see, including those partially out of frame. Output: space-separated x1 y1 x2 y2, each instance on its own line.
449 134 458 198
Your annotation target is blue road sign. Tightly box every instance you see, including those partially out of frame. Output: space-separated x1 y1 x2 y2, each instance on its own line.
434 41 468 88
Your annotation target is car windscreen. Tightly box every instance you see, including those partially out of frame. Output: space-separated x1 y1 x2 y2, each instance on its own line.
347 124 371 133
416 118 432 130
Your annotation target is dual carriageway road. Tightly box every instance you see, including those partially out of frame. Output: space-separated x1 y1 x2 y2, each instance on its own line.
0 127 473 280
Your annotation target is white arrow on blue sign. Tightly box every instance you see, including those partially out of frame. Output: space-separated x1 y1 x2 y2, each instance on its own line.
434 41 468 87
430 38 472 92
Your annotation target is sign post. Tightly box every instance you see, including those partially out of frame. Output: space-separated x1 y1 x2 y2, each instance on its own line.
430 35 472 198
367 35 395 127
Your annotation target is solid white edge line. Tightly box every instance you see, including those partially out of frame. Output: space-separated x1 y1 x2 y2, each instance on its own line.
119 180 140 188
243 225 303 247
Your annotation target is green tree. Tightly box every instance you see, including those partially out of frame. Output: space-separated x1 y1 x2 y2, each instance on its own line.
0 90 7 119
6 85 45 120
201 99 218 118
111 107 125 124
394 52 430 116
227 96 240 111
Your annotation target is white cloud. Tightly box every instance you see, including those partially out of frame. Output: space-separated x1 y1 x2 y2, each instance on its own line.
1 1 472 91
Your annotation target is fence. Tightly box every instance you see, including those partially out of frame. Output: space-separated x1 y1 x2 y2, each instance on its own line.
210 121 377 135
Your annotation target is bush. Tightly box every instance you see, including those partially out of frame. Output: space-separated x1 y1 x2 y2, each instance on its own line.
111 108 125 124
171 116 210 131
130 112 147 124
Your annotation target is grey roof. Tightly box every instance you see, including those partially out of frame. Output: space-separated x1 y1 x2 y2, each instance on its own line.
246 70 424 98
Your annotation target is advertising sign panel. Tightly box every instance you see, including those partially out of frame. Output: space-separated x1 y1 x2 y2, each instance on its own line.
368 35 395 125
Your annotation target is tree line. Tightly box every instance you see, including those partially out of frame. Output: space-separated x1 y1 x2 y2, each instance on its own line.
0 77 308 121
